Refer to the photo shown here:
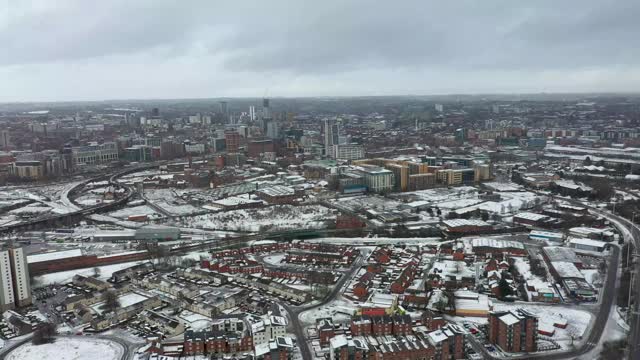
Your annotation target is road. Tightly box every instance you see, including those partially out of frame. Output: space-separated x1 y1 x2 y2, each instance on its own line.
467 195 628 360
561 197 640 359
281 254 365 360
599 210 640 359
468 244 620 360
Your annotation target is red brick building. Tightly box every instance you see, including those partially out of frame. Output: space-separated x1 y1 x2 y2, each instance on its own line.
317 318 335 346
488 309 538 353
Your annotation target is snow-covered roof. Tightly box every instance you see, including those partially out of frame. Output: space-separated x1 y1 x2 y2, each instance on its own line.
471 238 525 250
27 249 83 263
550 261 584 279
443 219 490 228
529 230 563 240
554 180 593 191
330 334 348 349
514 212 549 221
499 313 520 326
569 238 607 249
427 329 448 343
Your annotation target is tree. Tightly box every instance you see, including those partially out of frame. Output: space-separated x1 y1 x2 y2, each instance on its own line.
102 290 120 313
592 177 615 201
481 211 489 222
583 156 592 166
32 322 56 345
498 276 513 298
599 339 627 359
93 267 101 278
436 208 442 216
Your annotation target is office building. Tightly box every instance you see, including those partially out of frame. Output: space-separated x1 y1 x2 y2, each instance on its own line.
72 142 119 166
333 144 364 161
0 130 10 149
220 101 229 121
356 165 394 193
249 106 256 121
323 118 339 158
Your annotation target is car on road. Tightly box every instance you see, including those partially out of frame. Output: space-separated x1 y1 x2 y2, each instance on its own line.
485 345 496 352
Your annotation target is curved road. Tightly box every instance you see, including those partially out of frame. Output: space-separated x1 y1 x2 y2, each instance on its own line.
467 197 626 360
281 254 365 360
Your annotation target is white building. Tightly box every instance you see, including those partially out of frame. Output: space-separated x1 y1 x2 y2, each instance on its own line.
0 251 15 311
356 165 394 193
184 143 205 154
333 144 364 161
9 247 31 307
0 246 31 311
251 315 287 345
72 142 119 166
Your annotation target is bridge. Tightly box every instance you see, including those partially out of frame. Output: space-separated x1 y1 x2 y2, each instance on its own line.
0 164 157 235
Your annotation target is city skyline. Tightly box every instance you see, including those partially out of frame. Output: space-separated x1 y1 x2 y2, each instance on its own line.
1 0 640 102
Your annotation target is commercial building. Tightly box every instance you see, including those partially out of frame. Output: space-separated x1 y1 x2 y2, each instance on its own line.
356 165 394 193
442 219 493 234
488 309 538 353
323 118 340 158
72 142 119 166
333 144 364 161
513 212 551 227
568 238 607 252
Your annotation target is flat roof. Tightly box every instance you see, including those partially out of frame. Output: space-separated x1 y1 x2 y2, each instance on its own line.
27 249 83 263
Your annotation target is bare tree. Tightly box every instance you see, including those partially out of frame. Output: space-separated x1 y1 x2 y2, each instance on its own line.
32 322 57 345
102 290 120 313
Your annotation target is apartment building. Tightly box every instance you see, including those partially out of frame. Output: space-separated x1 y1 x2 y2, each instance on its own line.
488 309 538 352
0 246 31 311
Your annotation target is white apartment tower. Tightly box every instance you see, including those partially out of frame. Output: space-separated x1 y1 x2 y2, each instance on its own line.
0 251 16 311
10 246 31 307
0 246 32 311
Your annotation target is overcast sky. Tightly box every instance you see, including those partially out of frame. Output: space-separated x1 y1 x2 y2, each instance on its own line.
1 0 639 102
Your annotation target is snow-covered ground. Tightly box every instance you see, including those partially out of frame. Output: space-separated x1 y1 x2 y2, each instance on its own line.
180 311 212 331
299 298 357 325
492 303 592 349
180 205 335 232
6 337 123 360
155 201 202 216
263 254 286 266
32 260 149 286
108 205 161 219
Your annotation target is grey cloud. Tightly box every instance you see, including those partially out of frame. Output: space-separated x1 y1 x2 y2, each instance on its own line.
0 0 639 101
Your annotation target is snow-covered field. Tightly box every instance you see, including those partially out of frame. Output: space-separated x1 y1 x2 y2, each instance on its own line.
263 254 286 266
155 201 202 216
108 205 160 219
32 260 149 286
299 298 357 325
180 205 335 232
6 337 123 360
